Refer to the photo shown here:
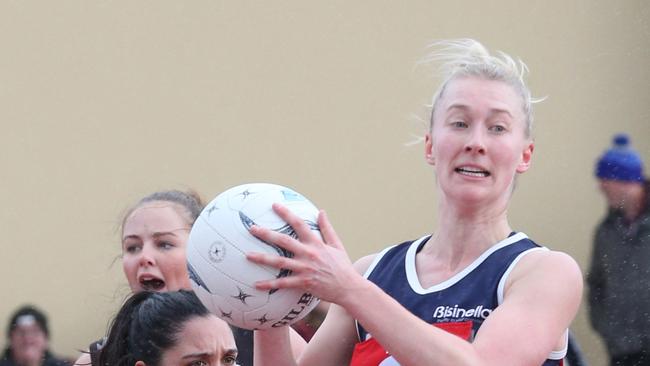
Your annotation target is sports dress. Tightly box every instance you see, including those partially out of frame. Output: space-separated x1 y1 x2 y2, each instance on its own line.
350 232 567 366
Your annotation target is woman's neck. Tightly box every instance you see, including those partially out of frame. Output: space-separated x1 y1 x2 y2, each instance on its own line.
424 198 513 266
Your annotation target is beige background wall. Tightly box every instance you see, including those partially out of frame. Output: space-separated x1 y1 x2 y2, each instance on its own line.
1 1 649 365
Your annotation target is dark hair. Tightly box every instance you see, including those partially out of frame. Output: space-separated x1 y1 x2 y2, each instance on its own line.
121 190 205 233
97 290 210 366
6 305 49 339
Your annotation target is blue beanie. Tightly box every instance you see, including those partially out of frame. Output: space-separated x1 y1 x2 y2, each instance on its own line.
595 133 644 182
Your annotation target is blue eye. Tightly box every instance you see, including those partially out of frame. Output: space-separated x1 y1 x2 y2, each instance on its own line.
451 121 468 128
489 125 506 133
159 241 175 250
123 244 141 254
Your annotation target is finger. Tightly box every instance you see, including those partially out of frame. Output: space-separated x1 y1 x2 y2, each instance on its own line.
254 275 313 291
246 251 305 276
249 225 309 256
272 203 320 243
318 210 344 250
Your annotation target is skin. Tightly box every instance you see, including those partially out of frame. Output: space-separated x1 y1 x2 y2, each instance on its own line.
249 76 583 366
75 199 307 365
121 202 193 293
134 315 238 366
75 201 193 366
599 179 646 221
9 323 48 366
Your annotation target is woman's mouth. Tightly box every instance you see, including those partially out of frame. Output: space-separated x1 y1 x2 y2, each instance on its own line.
455 166 490 177
139 277 166 291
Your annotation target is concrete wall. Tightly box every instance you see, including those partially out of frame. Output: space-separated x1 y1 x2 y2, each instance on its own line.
1 2 649 365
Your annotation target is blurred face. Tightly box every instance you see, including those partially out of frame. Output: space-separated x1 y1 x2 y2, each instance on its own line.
10 323 48 365
136 315 238 366
425 77 533 207
122 202 192 293
599 179 644 209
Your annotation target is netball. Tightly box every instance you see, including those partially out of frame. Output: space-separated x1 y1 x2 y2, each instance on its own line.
186 183 321 330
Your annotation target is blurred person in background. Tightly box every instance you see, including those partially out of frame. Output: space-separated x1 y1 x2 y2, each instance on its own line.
0 305 71 366
588 133 650 366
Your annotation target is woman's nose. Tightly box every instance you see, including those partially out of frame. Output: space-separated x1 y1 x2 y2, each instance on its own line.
464 129 486 154
138 246 156 267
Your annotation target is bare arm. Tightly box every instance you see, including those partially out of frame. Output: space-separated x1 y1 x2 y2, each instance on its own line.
254 254 376 366
249 205 582 365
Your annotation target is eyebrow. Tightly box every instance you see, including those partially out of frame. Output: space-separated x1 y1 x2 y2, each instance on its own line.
122 230 182 242
181 348 238 359
181 352 210 359
446 104 513 118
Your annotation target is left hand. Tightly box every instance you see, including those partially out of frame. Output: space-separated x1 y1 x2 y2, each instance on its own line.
246 203 362 304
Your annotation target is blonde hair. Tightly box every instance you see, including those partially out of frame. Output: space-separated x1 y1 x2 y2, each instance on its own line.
421 39 542 136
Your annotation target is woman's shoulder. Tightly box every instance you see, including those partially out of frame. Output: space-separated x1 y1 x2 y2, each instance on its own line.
72 337 105 366
352 236 429 275
353 253 377 274
509 248 583 294
73 352 92 366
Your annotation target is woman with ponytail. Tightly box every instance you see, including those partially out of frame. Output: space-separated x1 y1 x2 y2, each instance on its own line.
97 290 237 366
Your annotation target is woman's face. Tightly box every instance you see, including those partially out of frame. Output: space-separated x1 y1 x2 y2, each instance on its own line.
10 322 48 365
425 77 533 207
122 202 192 293
152 315 238 366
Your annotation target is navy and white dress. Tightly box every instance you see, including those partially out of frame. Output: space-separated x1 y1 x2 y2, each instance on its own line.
350 232 567 366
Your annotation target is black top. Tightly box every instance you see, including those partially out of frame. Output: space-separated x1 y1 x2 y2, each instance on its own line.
0 349 71 366
231 326 254 366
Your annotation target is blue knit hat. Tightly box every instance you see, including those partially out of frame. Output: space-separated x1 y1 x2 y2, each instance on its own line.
595 133 644 182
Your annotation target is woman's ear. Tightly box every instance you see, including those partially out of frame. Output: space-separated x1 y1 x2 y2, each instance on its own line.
516 141 534 173
425 133 435 166
135 361 147 366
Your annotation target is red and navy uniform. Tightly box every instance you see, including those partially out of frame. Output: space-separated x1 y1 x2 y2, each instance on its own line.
350 232 566 366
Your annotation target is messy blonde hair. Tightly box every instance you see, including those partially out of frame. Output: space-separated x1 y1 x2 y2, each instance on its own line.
421 39 542 137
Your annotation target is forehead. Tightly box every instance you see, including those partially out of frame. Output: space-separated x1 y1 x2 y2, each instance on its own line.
163 315 236 358
123 202 189 234
436 77 524 120
12 323 44 335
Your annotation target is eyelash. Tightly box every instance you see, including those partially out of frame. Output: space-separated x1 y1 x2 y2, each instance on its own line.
123 244 141 254
158 241 175 249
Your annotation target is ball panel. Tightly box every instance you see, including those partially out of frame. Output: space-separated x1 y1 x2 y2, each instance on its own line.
187 183 322 330
191 213 279 281
187 233 271 309
244 290 319 329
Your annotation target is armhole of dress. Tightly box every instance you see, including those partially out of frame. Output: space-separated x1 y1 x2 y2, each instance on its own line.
496 247 547 304
361 244 398 279
547 329 569 360
496 247 568 360
355 244 398 342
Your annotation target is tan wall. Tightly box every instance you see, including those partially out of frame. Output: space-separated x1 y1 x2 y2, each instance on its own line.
1 1 649 365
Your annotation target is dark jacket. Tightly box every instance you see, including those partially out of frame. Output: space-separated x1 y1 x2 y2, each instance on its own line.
587 181 650 357
0 349 71 366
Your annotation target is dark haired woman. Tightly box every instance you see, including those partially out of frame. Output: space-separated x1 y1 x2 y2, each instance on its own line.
98 290 237 366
